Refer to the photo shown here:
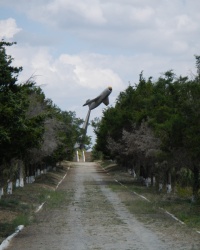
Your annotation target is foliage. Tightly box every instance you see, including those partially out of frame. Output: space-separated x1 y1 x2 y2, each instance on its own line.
93 60 200 200
0 40 87 182
0 40 22 89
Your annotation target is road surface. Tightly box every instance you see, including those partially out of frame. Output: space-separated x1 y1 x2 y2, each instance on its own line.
6 162 200 250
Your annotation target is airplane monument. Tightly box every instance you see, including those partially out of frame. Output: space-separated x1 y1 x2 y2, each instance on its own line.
75 86 112 161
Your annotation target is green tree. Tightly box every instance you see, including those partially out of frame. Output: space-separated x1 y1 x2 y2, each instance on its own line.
179 79 200 200
93 63 200 199
0 40 22 89
0 40 89 185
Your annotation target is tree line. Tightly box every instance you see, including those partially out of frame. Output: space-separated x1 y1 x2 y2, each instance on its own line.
0 40 87 191
92 57 200 201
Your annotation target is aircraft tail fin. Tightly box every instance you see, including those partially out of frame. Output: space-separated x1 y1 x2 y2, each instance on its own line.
83 99 91 106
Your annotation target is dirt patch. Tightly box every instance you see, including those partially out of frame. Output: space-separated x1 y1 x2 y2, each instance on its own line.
0 211 18 223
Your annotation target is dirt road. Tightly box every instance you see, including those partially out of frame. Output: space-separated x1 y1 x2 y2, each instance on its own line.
6 162 200 250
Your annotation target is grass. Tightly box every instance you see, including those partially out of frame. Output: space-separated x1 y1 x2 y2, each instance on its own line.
0 198 20 208
0 203 29 243
46 190 74 209
0 161 71 244
12 214 30 227
156 197 200 228
102 162 200 231
0 223 15 239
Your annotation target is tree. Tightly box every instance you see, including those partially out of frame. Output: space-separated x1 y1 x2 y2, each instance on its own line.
179 80 200 200
195 54 200 79
93 62 200 199
0 39 89 186
0 40 22 89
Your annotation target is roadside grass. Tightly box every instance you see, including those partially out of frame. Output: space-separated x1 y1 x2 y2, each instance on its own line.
101 162 200 232
0 161 71 244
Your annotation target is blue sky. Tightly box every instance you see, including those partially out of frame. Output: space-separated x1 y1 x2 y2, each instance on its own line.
0 0 200 144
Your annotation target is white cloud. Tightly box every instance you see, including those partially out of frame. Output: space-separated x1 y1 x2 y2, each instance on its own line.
175 14 198 33
1 1 200 57
130 6 155 23
12 47 123 91
7 45 124 109
46 0 106 25
58 53 123 89
1 0 199 111
0 18 21 39
11 0 106 28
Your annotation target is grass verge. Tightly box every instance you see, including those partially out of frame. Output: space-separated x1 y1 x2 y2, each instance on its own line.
101 161 200 232
0 161 71 244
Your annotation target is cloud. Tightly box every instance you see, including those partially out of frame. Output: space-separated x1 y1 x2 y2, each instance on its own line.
1 0 106 27
1 1 199 106
7 44 124 111
45 0 106 26
58 53 123 89
0 18 22 39
9 44 123 90
1 1 200 57
175 14 198 33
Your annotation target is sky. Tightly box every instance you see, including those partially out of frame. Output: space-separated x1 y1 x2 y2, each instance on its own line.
0 0 200 145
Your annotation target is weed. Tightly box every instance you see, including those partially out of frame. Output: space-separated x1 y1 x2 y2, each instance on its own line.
13 214 30 227
46 191 66 208
0 198 19 208
0 222 15 239
176 185 193 197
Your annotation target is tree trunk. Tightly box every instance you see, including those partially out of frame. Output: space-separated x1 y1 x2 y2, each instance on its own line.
19 160 24 187
192 165 199 202
166 171 172 193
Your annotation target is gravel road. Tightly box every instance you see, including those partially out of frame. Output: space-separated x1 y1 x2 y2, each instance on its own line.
6 162 200 250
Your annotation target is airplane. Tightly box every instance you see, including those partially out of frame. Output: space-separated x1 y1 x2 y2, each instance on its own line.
74 86 112 151
83 86 112 110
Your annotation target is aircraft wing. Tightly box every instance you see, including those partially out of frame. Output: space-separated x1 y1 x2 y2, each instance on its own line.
83 95 100 106
102 96 109 106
